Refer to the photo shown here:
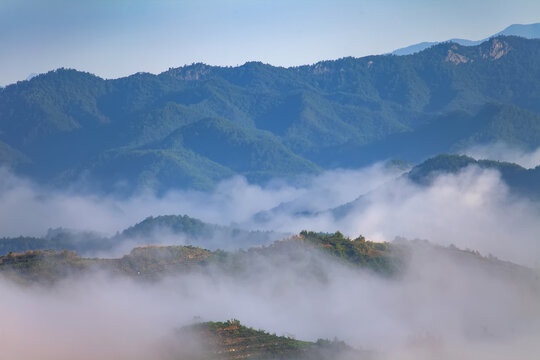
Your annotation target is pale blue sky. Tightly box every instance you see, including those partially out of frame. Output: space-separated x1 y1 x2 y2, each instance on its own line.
1 0 540 86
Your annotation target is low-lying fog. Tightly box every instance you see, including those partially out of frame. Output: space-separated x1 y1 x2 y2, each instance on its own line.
1 145 539 265
0 143 539 359
0 242 538 360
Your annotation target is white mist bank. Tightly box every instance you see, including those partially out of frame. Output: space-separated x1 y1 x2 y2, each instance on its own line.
0 243 538 360
0 164 400 238
462 142 540 169
0 149 539 266
1 143 539 358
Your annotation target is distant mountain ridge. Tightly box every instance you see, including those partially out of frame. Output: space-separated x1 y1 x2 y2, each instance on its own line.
0 230 531 283
2 36 540 193
0 214 286 256
392 23 540 55
407 154 540 199
331 154 540 220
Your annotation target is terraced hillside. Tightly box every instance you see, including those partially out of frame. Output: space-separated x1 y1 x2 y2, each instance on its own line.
177 320 367 360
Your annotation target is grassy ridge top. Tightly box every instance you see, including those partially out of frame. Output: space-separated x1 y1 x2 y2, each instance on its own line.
179 319 364 360
0 230 531 284
0 231 400 282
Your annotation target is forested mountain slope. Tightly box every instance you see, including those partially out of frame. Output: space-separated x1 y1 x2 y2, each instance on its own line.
408 154 540 199
2 36 540 192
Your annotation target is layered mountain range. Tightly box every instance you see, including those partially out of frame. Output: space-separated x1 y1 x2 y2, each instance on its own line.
391 22 540 55
1 36 540 193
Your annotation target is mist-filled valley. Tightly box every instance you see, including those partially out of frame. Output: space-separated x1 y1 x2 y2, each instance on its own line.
1 145 540 359
2 12 540 359
1 150 540 265
1 227 539 360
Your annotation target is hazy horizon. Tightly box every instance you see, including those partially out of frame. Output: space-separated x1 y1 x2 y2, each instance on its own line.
2 0 540 86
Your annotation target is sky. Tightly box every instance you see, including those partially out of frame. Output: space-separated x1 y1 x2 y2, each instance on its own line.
1 0 540 86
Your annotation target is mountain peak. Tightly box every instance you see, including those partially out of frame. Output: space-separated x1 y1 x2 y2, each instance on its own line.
497 23 540 38
392 22 540 56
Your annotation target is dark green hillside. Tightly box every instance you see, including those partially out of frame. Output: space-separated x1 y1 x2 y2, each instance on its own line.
2 37 540 191
120 215 285 249
159 117 320 181
331 154 540 220
317 102 540 167
408 154 540 199
75 147 234 192
298 230 404 276
121 215 214 239
183 319 311 360
456 102 540 149
177 319 366 360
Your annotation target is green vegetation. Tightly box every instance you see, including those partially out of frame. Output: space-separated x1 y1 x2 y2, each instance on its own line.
191 319 311 359
2 37 540 192
298 230 405 275
0 231 533 286
121 215 214 238
169 117 320 182
408 154 540 199
182 319 364 360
